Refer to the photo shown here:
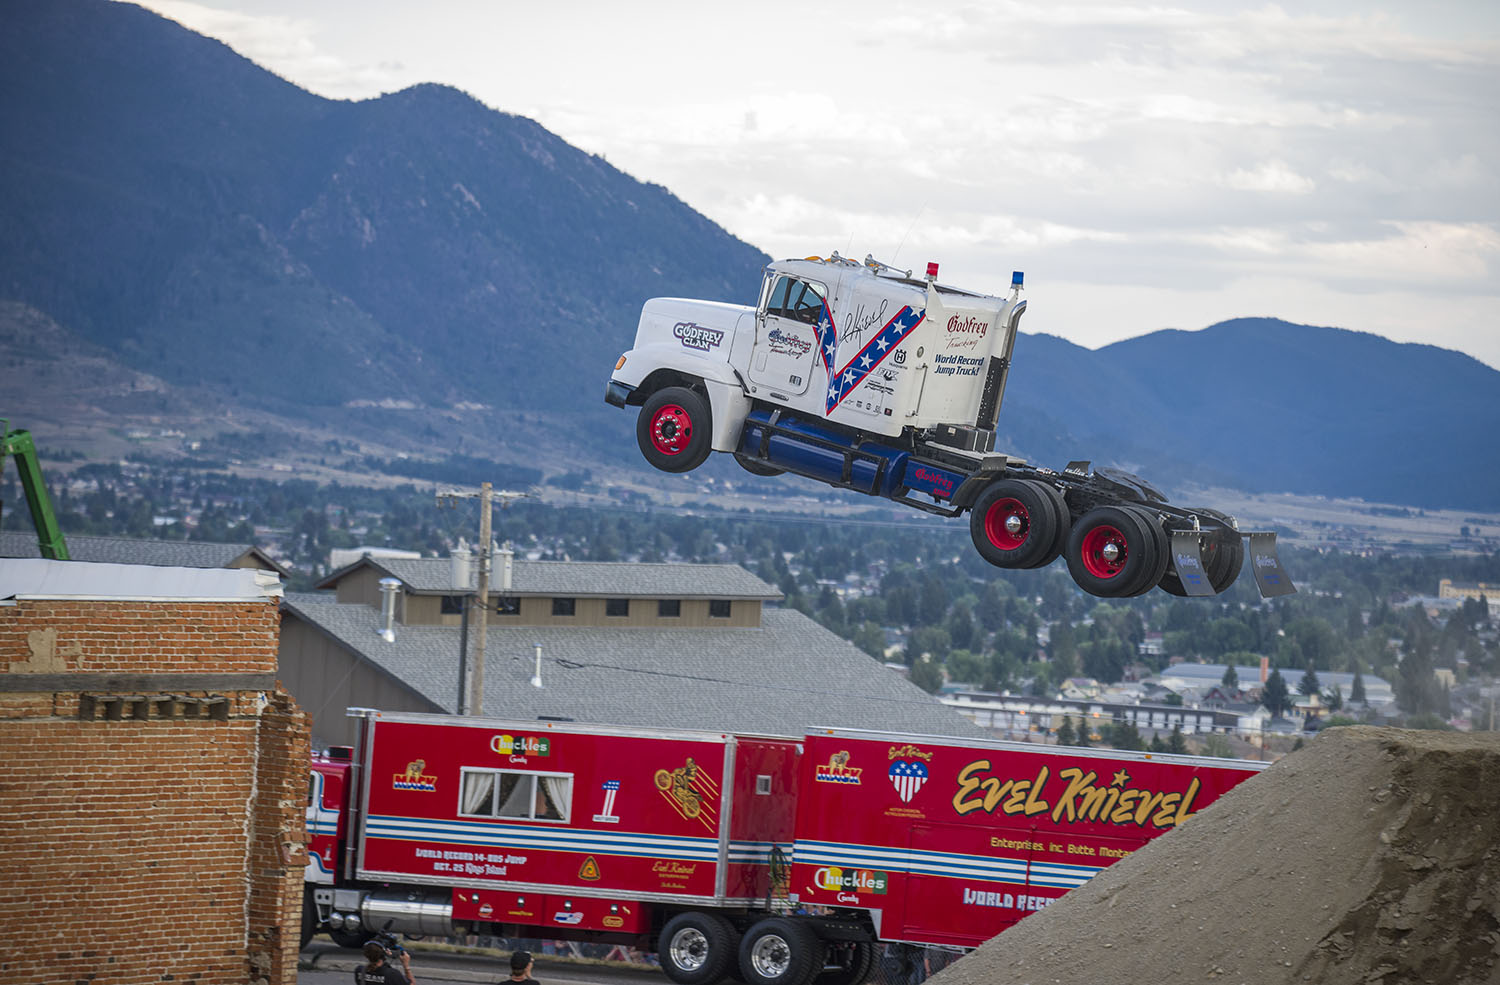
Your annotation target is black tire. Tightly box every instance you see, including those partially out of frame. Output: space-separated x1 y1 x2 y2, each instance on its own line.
328 924 369 950
660 911 739 985
638 386 712 473
1029 482 1071 569
815 941 874 985
969 479 1060 569
1158 509 1244 596
739 918 826 985
735 454 785 477
299 888 317 951
1120 506 1170 597
1065 505 1162 599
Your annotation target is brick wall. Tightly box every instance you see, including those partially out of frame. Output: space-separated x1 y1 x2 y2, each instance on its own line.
0 587 308 985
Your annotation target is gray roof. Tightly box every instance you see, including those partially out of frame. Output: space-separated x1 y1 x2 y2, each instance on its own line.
0 531 288 576
1 558 282 602
321 557 782 600
282 592 982 740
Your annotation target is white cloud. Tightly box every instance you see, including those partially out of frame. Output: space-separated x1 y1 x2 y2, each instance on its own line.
1224 160 1317 194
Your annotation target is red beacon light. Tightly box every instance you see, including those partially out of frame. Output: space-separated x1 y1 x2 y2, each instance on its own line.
925 261 939 283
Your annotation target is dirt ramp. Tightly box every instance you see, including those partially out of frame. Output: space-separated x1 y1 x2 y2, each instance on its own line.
930 727 1500 985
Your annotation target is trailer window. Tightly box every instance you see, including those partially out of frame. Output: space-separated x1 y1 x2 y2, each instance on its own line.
460 769 572 822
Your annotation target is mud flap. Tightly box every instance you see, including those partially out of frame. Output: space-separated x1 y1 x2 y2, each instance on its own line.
1168 531 1216 596
1249 532 1296 597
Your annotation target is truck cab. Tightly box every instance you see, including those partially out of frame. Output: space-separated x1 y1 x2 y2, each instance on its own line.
607 253 1025 468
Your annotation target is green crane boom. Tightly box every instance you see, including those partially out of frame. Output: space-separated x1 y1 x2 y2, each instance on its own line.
0 421 70 560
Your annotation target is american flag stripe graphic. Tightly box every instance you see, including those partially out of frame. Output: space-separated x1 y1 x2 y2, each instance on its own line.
816 302 925 414
600 780 619 817
889 760 928 803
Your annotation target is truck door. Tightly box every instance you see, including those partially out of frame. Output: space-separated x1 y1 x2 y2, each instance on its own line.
749 273 824 394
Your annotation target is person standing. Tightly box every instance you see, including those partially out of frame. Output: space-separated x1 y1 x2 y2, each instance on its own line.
354 940 411 984
508 950 539 985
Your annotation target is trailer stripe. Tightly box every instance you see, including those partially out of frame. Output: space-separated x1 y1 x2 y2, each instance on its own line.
794 839 1102 890
366 814 723 861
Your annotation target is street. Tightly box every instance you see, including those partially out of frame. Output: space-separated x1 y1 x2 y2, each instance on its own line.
298 941 669 985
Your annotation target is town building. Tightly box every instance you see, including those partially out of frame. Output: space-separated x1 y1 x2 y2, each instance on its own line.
280 548 985 747
0 530 288 577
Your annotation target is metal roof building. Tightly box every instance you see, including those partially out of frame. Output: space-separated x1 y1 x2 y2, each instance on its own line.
0 531 289 577
284 554 984 747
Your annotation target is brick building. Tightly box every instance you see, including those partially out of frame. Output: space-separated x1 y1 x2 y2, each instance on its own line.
0 559 308 985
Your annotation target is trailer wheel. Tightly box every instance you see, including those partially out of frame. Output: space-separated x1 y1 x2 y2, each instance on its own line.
1158 509 1244 596
815 941 874 985
660 911 739 985
638 386 712 473
969 479 1060 569
739 918 826 985
1065 505 1162 598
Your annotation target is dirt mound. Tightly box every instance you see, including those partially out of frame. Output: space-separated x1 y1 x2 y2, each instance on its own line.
931 727 1500 985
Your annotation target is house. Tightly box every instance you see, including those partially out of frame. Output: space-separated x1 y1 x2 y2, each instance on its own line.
280 550 986 747
0 531 289 578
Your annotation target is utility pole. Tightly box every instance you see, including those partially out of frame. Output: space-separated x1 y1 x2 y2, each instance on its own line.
473 482 492 716
436 484 531 716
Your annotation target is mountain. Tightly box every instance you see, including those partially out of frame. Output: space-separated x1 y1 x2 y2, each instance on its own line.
3 0 1498 512
0 0 768 412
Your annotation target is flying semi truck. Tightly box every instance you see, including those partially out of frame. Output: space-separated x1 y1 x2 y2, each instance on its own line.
605 253 1293 599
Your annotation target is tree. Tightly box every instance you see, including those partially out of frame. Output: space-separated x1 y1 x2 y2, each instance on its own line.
1298 665 1321 697
908 656 944 694
1262 668 1291 717
1221 664 1239 689
851 621 887 660
1055 716 1077 746
1111 721 1144 751
1168 725 1188 754
1200 733 1231 758
1350 667 1367 705
1148 734 1167 753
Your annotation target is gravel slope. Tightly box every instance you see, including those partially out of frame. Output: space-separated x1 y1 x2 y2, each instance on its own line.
929 727 1500 985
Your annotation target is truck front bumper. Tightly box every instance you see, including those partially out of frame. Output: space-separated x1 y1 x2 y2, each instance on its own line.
605 379 636 408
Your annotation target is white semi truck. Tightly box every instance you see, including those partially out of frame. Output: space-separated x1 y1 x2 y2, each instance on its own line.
606 253 1292 599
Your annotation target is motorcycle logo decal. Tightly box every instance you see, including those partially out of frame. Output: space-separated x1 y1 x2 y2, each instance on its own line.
655 757 720 831
817 301 925 414
889 760 929 803
593 779 621 823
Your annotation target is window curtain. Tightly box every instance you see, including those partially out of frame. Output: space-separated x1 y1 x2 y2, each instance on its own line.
461 772 495 815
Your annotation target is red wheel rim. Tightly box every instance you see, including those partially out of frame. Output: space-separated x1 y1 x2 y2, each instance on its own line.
1080 524 1129 579
650 403 693 456
984 497 1030 551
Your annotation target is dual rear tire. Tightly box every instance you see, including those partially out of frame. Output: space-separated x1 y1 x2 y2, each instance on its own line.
661 914 865 985
1063 504 1170 598
969 479 1068 570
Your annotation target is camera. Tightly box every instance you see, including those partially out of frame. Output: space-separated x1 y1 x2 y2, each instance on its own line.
372 929 406 956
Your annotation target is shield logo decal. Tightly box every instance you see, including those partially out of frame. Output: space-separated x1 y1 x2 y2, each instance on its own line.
888 760 928 803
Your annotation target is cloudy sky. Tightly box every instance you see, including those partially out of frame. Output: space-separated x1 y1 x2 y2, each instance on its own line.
130 0 1500 369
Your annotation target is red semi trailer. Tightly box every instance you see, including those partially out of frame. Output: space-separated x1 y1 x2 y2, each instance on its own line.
305 710 1265 985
